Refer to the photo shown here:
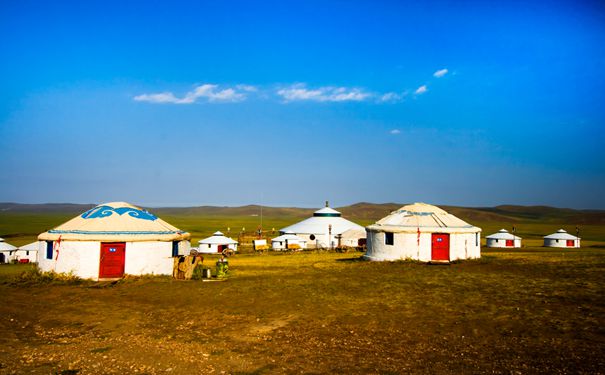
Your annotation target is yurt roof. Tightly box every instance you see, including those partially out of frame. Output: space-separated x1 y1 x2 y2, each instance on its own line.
313 207 341 217
199 231 238 245
18 242 39 251
280 212 364 235
38 202 190 242
0 239 17 251
339 228 367 239
543 229 579 240
485 229 521 240
367 202 481 234
272 232 306 242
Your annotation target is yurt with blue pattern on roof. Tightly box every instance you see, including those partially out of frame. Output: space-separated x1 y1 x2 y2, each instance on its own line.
37 202 191 280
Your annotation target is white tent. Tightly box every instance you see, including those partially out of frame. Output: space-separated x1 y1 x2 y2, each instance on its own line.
198 231 238 254
37 202 191 280
0 238 17 264
279 203 364 248
364 203 481 262
271 231 307 250
543 229 580 248
485 229 521 248
14 242 39 263
338 228 367 248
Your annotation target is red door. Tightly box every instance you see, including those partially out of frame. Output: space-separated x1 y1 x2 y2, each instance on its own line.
218 245 226 253
566 240 575 247
431 234 450 261
505 240 514 247
99 242 126 278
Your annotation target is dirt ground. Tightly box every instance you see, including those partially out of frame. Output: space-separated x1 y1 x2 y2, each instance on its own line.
0 248 604 374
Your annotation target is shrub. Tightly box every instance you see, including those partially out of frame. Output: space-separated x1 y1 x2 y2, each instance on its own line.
191 264 211 280
11 267 82 285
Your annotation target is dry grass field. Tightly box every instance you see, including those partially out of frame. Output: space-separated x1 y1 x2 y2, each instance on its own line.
1 203 604 374
1 247 604 374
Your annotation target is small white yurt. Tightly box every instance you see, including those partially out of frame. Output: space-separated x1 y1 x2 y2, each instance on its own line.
364 203 481 262
485 229 521 248
280 202 364 248
198 231 238 254
37 202 191 280
14 242 39 263
338 228 367 248
543 229 580 248
0 238 17 264
271 231 307 250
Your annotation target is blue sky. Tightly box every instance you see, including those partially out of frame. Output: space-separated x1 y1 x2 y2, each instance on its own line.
1 0 604 208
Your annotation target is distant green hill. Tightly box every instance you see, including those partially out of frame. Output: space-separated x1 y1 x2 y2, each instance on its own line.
1 202 604 246
1 202 604 224
154 205 316 218
478 205 605 224
0 203 96 214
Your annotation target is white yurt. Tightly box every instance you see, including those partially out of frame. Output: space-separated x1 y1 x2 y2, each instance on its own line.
198 231 238 254
0 238 17 264
271 231 307 250
14 242 39 263
37 202 191 280
280 202 364 248
364 203 481 262
485 229 521 248
338 228 367 248
543 229 580 248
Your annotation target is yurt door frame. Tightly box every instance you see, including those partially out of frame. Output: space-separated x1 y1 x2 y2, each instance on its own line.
505 239 514 247
431 233 450 261
566 240 575 247
99 242 126 279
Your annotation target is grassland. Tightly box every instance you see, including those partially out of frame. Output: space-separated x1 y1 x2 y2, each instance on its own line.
0 203 604 373
0 247 604 374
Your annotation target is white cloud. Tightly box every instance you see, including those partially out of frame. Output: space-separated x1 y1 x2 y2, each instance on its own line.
379 92 406 103
433 69 448 78
133 92 184 104
134 82 423 105
414 85 428 95
277 84 371 102
390 129 401 135
134 84 251 104
236 84 258 92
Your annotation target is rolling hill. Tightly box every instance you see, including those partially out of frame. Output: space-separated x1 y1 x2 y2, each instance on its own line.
1 202 604 224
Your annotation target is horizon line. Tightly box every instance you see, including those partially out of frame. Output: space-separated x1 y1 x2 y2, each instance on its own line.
0 201 602 212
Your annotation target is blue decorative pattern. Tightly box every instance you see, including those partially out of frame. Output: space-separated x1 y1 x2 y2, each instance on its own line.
81 205 157 221
48 229 187 235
